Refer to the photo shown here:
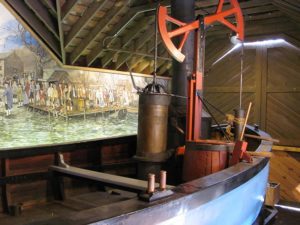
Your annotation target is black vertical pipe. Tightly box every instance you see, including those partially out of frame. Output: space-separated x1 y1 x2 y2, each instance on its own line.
171 0 195 110
168 0 195 148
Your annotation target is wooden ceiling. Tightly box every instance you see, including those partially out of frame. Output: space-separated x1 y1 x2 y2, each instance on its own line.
1 0 299 76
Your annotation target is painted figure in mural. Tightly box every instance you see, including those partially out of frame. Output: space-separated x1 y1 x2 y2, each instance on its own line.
122 89 129 107
96 88 105 108
47 83 54 108
63 84 68 107
66 85 73 111
53 84 59 108
3 82 13 116
58 83 63 106
12 80 18 103
17 83 23 107
108 89 114 107
35 82 40 105
39 86 46 106
29 80 35 104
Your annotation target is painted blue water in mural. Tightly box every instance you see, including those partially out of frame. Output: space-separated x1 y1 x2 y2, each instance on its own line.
0 106 138 150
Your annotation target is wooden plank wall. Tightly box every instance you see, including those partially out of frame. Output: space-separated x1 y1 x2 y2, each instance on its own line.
0 137 137 212
204 38 300 145
204 38 300 202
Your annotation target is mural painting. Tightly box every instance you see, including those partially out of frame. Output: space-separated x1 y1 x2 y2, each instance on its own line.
0 3 169 149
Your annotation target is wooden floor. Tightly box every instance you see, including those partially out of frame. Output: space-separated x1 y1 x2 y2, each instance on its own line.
0 190 136 225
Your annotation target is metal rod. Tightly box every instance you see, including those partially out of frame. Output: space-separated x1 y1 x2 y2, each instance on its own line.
153 3 160 85
198 94 230 142
103 48 171 61
239 102 252 141
239 42 244 109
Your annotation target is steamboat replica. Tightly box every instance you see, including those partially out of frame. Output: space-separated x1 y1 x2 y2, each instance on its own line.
0 1 276 225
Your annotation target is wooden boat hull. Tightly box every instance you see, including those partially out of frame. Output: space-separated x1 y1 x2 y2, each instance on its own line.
0 126 272 225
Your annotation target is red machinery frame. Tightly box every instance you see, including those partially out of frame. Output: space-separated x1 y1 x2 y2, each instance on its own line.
158 0 244 142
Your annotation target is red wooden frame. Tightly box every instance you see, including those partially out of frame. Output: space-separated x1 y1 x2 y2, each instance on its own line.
158 0 244 142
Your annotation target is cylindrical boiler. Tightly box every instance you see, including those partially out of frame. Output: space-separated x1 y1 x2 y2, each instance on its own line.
136 93 171 179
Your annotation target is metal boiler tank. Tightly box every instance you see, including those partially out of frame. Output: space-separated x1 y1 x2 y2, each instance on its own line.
136 92 171 179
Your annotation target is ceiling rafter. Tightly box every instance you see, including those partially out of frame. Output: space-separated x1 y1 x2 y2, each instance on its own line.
101 16 153 67
64 0 111 49
41 0 57 16
5 0 61 57
114 26 155 70
272 0 300 24
69 1 127 65
56 0 65 64
25 0 59 39
86 2 168 66
61 0 77 21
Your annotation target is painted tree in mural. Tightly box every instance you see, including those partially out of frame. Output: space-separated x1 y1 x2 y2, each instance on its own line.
1 20 51 79
16 23 51 79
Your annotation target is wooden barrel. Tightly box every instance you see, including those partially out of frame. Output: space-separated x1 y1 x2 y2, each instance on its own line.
182 141 234 182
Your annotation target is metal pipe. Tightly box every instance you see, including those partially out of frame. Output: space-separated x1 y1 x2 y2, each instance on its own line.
102 48 171 61
147 173 155 194
160 170 167 191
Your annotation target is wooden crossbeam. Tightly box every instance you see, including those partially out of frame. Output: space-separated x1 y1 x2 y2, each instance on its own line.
61 0 77 21
87 10 137 66
101 16 154 68
64 0 111 49
42 0 57 16
25 0 59 39
86 2 167 66
56 0 65 64
50 165 174 192
70 2 127 65
6 0 61 57
115 25 155 70
273 0 300 24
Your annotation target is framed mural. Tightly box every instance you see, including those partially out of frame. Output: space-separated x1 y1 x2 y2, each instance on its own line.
0 3 169 149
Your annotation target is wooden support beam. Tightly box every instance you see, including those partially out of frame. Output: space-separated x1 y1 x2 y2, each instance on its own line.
131 41 164 71
207 17 297 38
42 0 57 16
6 0 61 57
25 0 59 39
135 61 151 74
64 0 110 49
273 0 300 24
87 10 137 66
157 62 171 75
1 159 12 213
61 0 77 21
196 0 275 15
114 26 156 70
101 16 152 67
272 145 300 153
56 0 66 64
86 2 165 66
70 2 127 65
